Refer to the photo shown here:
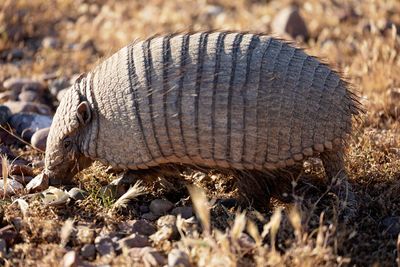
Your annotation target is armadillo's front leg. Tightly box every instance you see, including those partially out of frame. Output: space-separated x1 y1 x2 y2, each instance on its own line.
320 149 357 222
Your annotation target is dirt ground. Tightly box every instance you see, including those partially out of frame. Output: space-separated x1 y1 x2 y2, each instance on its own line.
0 0 400 266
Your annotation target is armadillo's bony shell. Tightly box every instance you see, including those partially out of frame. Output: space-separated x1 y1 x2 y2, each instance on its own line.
75 31 360 172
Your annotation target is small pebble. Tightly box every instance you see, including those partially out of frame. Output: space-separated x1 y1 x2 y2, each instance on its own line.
117 233 150 250
9 113 52 140
0 179 24 197
26 173 49 193
272 6 309 40
149 199 174 216
3 78 43 93
131 219 157 236
171 206 193 219
76 225 96 244
157 215 177 228
141 212 159 221
80 244 96 260
150 226 175 243
95 236 115 256
5 101 51 115
142 247 166 267
0 106 11 125
62 251 79 267
68 188 88 201
31 127 50 151
168 249 190 267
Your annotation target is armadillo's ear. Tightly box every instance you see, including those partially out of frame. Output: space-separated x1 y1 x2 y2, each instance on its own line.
77 101 91 126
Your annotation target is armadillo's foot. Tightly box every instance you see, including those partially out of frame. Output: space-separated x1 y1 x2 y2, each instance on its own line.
320 149 358 222
330 172 358 223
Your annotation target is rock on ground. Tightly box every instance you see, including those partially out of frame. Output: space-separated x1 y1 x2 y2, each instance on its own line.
30 127 50 151
272 6 309 40
0 179 24 197
149 199 174 216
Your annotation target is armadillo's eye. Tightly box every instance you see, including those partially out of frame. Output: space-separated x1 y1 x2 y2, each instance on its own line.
63 137 72 150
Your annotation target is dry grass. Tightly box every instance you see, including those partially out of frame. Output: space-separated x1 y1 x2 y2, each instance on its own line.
1 0 400 266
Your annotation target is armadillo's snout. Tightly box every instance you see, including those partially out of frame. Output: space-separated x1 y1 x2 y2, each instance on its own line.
44 165 77 186
44 154 93 186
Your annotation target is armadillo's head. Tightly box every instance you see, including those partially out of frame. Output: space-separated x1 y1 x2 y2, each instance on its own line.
44 80 92 185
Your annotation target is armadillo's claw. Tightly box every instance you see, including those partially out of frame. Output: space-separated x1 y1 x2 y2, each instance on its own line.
26 172 49 193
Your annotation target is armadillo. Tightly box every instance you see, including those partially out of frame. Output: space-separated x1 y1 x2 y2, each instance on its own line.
41 31 361 210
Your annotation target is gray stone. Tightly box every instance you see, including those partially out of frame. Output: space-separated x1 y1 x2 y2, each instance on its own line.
171 206 193 219
127 246 166 266
149 199 174 216
272 6 309 40
9 113 52 140
95 236 114 256
142 247 166 267
132 219 157 236
2 78 44 93
80 244 96 260
68 187 88 201
0 179 24 197
117 233 150 250
5 101 51 115
168 249 190 267
0 106 11 125
141 212 159 221
31 127 50 151
26 173 49 193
